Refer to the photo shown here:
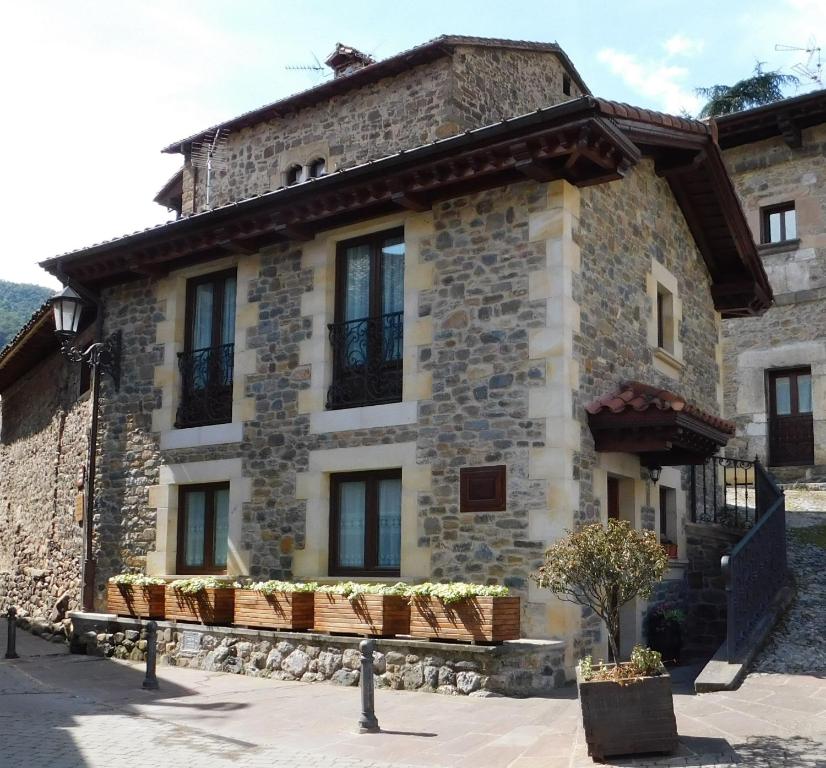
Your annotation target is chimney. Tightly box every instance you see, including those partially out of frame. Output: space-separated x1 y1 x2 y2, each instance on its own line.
325 43 375 78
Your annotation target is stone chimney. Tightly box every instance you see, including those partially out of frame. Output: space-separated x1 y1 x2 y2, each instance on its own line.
325 43 375 78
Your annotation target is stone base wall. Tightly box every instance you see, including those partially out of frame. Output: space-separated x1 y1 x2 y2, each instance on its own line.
70 613 567 697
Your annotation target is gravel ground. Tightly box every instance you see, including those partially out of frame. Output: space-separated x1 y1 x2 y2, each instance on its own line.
752 503 826 675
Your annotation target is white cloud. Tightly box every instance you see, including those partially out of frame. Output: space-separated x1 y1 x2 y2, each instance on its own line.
597 48 703 115
663 34 705 58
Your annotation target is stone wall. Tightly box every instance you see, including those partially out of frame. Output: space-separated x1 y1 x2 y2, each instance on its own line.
71 614 567 697
0 347 90 619
184 45 579 214
721 124 826 477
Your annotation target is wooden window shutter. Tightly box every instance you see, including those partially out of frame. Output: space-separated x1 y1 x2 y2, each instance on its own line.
460 465 506 513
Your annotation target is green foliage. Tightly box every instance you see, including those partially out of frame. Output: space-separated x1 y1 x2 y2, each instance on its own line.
109 573 166 587
697 64 799 117
315 581 408 601
533 519 668 662
630 645 663 676
169 576 239 594
248 580 318 595
0 280 53 349
580 654 594 681
403 582 509 604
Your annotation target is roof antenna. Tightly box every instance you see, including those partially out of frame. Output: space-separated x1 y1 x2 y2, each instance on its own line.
775 37 822 86
190 129 230 209
285 53 329 82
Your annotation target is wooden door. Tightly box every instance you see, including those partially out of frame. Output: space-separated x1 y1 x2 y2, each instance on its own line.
769 368 814 466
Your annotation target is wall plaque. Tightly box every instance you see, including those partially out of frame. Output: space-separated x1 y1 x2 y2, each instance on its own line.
180 630 201 654
74 493 85 524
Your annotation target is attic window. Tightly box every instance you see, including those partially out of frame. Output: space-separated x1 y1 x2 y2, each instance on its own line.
562 73 572 96
308 158 327 178
761 202 796 244
286 164 304 186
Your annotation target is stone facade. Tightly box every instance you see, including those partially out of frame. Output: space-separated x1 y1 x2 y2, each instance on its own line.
182 44 583 214
722 123 826 480
71 614 566 697
0 344 90 619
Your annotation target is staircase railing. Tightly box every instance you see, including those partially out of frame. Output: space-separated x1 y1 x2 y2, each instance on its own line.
689 456 759 529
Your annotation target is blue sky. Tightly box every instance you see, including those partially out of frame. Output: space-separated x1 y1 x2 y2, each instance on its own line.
2 0 822 287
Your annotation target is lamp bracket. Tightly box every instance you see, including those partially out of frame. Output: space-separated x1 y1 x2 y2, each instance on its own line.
60 331 121 391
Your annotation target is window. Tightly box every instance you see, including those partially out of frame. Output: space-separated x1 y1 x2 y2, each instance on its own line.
659 486 677 558
78 362 91 398
286 164 303 186
460 465 506 512
761 202 797 244
177 483 230 573
176 269 236 428
656 284 675 354
562 73 572 96
327 229 404 409
330 470 401 576
308 158 327 178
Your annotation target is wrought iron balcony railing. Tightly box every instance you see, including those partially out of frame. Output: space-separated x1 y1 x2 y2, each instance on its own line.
176 343 234 428
327 312 403 410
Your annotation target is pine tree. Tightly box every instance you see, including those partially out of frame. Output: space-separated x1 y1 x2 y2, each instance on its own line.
697 64 799 118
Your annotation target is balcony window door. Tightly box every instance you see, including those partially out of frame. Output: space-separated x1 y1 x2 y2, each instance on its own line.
177 270 236 428
327 229 404 409
177 483 230 574
768 367 814 466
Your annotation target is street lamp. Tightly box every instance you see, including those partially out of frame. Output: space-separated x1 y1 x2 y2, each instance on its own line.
48 285 122 611
647 466 662 485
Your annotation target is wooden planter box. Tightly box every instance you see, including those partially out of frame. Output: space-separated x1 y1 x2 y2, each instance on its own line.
233 589 314 630
313 593 409 637
107 582 165 619
409 596 520 643
165 588 235 625
576 665 678 761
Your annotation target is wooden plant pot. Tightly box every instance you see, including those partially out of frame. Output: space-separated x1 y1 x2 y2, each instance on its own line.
107 582 165 619
313 593 410 637
576 665 678 761
233 589 314 630
409 596 520 643
165 588 235 625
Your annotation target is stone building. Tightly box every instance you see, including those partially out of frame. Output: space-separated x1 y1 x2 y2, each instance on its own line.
717 89 826 481
2 37 772 677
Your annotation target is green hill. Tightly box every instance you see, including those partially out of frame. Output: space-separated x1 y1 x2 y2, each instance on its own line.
0 280 53 349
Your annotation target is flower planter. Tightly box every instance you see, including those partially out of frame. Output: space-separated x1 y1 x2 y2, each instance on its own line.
409 596 520 643
313 593 409 637
107 582 165 619
662 542 678 559
233 589 314 630
165 588 235 625
576 665 678 761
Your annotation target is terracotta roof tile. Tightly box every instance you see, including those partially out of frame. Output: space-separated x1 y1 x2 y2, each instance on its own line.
586 380 734 434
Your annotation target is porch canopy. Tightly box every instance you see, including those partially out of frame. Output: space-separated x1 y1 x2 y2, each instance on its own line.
586 380 735 467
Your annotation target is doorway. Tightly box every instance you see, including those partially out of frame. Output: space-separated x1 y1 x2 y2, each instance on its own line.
606 476 636 660
768 367 814 466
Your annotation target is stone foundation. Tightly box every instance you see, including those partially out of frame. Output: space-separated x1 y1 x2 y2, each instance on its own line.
69 612 567 697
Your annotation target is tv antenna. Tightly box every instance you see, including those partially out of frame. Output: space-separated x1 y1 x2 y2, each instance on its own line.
775 37 822 86
191 129 230 208
285 52 329 82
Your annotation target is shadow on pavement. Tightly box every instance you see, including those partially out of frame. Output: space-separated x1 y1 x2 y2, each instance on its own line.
731 734 826 767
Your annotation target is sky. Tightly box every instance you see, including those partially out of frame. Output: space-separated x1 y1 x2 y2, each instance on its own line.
1 0 823 289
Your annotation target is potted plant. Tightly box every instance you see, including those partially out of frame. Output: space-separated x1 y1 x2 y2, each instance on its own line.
166 577 237 625
234 580 317 630
405 582 519 643
661 539 678 559
644 601 685 665
314 582 409 637
107 574 166 619
533 519 676 761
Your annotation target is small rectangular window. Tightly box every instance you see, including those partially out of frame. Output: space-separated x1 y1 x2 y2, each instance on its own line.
562 73 572 96
460 465 506 513
656 284 675 354
177 483 230 574
761 202 796 244
330 470 401 576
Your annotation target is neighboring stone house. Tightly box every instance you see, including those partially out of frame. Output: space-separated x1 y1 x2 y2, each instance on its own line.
717 90 826 481
2 37 772 677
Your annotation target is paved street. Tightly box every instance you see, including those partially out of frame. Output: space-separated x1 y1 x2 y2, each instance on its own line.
1 508 825 768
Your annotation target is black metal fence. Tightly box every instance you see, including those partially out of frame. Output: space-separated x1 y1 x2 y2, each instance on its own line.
689 456 759 529
327 312 403 410
176 343 234 428
722 461 787 661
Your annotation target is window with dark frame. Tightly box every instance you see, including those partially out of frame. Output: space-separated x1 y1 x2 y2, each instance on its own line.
329 470 402 576
177 482 230 574
761 202 797 244
327 228 404 410
655 284 675 354
460 465 507 513
176 269 236 428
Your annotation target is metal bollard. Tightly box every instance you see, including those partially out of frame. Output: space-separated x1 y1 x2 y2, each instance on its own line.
5 607 18 660
357 638 380 733
141 620 159 690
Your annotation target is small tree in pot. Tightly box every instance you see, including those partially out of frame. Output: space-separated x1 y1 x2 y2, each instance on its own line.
533 519 675 761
